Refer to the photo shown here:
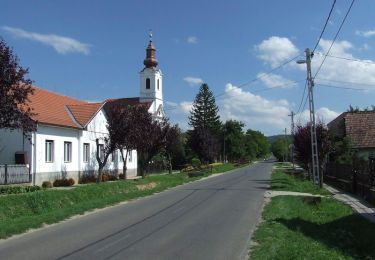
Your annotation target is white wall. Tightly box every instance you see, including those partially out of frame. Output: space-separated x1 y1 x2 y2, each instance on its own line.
0 129 31 164
32 108 138 184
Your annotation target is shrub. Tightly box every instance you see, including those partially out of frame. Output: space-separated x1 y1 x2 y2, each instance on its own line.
191 158 201 169
79 175 96 184
0 185 41 195
53 178 75 187
101 172 117 182
181 165 194 172
42 181 52 189
119 173 125 179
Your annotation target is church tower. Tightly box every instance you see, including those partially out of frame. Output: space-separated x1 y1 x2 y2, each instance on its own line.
140 32 163 116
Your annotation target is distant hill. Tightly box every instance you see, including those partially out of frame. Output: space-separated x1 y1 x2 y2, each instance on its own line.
267 135 292 144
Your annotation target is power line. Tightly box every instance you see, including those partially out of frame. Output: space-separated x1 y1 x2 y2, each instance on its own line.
296 79 308 114
324 54 375 65
316 83 370 91
164 79 305 112
313 0 356 78
312 0 337 53
215 79 304 101
215 54 302 98
316 78 375 87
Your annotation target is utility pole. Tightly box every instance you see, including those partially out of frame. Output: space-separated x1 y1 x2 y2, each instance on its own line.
223 128 226 163
288 111 295 169
298 48 320 187
284 128 287 162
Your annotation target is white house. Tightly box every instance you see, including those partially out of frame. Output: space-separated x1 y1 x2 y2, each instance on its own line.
0 38 164 185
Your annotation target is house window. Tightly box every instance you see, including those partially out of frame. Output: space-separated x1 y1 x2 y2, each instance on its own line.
146 78 150 89
157 79 160 90
128 150 132 162
98 144 104 161
45 140 54 163
83 143 90 162
64 142 72 162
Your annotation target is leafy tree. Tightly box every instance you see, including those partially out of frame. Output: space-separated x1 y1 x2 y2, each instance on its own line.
271 137 290 162
164 124 180 174
0 37 36 134
187 127 220 163
293 122 331 173
331 136 357 164
105 103 145 179
245 129 269 159
188 83 221 162
95 137 115 183
170 129 188 169
223 120 246 162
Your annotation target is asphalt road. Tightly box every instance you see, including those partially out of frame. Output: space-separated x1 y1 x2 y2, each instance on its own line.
0 160 273 260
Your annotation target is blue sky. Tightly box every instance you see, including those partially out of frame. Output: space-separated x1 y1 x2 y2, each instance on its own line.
1 0 375 135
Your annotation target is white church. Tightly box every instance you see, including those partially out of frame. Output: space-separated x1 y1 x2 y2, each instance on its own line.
0 37 164 185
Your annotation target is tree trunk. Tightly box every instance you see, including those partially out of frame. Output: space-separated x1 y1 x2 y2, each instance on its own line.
97 165 103 183
120 149 128 179
168 153 172 174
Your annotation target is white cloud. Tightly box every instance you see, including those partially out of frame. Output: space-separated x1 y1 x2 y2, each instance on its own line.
167 101 193 130
183 76 204 86
1 26 91 55
356 29 375 38
218 83 291 135
296 107 340 125
187 36 198 44
255 36 299 68
313 39 375 89
257 72 297 88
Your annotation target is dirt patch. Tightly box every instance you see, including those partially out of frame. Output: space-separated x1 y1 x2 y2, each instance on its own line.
136 182 157 191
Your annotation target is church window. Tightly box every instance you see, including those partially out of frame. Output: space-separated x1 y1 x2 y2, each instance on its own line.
157 79 160 90
146 78 150 89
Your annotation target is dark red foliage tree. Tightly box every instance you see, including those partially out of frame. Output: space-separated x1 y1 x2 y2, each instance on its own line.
0 38 36 134
105 103 146 179
164 124 179 174
293 122 331 176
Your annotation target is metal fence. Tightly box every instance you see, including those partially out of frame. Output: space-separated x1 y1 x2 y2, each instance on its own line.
325 160 375 199
0 165 31 185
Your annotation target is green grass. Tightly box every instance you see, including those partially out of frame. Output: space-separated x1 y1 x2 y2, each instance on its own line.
250 196 375 259
0 163 242 239
271 168 330 195
250 164 375 259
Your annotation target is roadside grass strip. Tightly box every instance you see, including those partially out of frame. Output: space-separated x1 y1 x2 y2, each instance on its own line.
250 164 375 259
0 163 240 239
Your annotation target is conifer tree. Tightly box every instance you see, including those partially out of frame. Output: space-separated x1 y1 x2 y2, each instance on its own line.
188 83 221 163
188 83 221 134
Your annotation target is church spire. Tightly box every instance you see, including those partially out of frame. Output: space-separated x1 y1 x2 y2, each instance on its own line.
143 30 158 68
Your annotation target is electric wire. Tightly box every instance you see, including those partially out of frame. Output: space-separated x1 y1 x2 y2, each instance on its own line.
312 0 337 54
313 0 356 78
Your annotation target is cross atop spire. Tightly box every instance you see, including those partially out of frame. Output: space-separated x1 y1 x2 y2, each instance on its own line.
143 31 158 68
149 29 153 42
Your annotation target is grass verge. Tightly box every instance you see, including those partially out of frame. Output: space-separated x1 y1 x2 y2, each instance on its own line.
250 163 375 259
0 163 242 239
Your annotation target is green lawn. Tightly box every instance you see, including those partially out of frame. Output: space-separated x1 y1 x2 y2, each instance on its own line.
271 168 330 195
0 163 241 239
250 164 375 259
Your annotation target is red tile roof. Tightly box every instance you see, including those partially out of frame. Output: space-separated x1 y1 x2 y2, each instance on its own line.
29 87 88 128
28 87 150 129
328 111 375 148
66 103 103 127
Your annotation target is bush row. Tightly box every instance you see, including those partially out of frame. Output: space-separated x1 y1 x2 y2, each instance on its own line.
0 185 41 195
